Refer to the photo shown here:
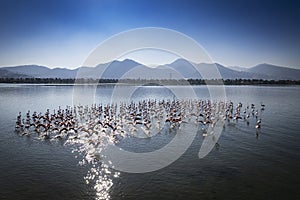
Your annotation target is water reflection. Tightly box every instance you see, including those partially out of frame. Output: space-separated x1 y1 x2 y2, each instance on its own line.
65 123 120 200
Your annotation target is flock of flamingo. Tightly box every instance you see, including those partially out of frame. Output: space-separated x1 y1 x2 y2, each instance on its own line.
15 99 265 143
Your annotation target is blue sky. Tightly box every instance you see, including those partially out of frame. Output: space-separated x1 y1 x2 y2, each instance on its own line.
0 0 299 69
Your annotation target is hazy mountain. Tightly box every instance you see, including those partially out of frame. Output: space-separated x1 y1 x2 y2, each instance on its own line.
74 59 148 79
227 66 247 72
1 65 77 79
247 63 300 80
163 59 255 79
160 60 300 80
98 59 144 79
49 68 78 79
1 60 299 80
197 63 253 79
0 60 148 79
161 59 201 79
0 68 32 78
1 65 50 78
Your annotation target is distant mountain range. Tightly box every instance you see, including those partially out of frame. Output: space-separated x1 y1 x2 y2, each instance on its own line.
0 59 299 80
0 68 31 78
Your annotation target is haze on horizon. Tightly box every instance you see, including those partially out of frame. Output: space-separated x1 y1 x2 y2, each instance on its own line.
0 0 299 69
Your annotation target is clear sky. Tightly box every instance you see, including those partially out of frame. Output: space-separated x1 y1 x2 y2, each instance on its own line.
0 0 299 69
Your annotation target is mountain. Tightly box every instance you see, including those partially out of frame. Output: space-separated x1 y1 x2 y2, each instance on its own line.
74 59 148 79
1 65 49 78
247 63 300 80
97 59 144 79
0 61 147 79
161 59 201 78
163 59 256 79
0 68 32 78
227 66 247 72
0 60 299 80
1 65 77 79
162 60 300 80
197 63 253 79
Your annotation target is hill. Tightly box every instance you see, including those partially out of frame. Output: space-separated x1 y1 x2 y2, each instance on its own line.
1 60 299 80
247 63 300 80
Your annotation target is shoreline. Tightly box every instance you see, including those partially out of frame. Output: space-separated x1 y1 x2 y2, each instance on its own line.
0 78 299 86
0 83 299 87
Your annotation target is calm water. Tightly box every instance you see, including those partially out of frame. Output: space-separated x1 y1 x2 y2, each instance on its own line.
0 84 299 200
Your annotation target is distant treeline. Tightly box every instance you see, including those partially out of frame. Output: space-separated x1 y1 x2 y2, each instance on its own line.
0 77 299 85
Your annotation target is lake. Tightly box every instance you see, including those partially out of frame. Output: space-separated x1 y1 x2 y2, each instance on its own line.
0 84 299 200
